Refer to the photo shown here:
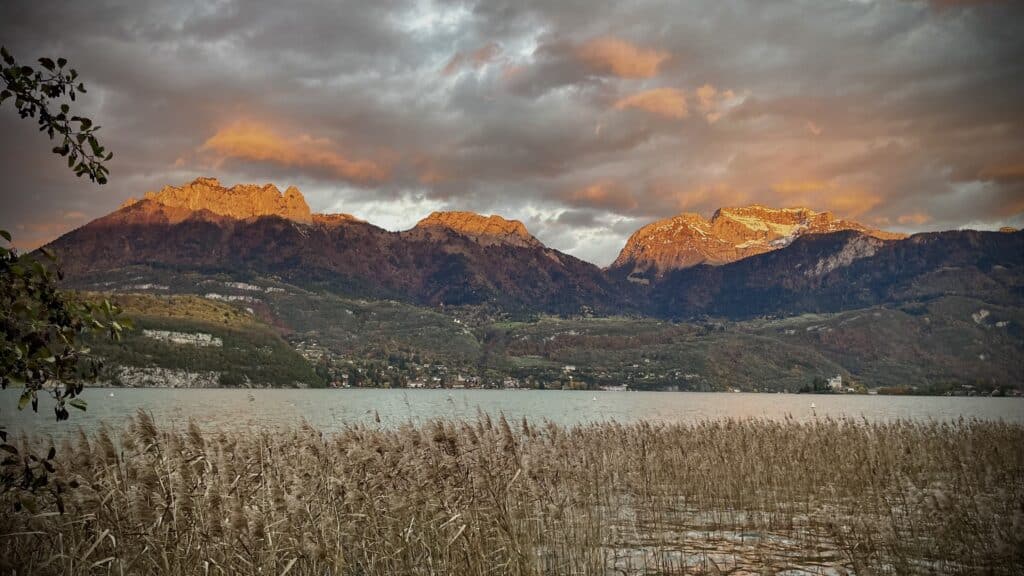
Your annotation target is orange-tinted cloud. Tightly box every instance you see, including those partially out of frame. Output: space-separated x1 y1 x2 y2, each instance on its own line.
771 180 832 195
821 191 882 218
575 37 669 78
200 120 387 183
639 182 752 216
566 183 640 212
614 88 688 119
9 211 90 250
772 180 881 218
413 155 450 185
978 160 1024 182
695 84 741 123
898 212 932 225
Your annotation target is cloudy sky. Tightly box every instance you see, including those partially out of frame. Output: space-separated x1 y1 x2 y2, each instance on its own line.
1 0 1022 265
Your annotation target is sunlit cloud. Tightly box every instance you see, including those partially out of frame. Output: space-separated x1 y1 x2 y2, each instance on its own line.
898 212 932 225
771 180 832 195
614 88 688 119
200 120 388 184
12 211 90 250
694 84 744 123
575 37 669 78
566 183 640 212
771 180 881 218
978 160 1024 182
1 0 1021 263
413 155 450 185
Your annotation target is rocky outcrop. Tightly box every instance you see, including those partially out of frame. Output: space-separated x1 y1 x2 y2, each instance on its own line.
611 205 904 278
413 211 542 248
121 177 313 223
805 235 884 278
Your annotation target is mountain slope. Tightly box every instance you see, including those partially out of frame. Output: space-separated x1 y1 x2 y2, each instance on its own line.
36 178 1024 391
611 205 904 280
646 229 1024 319
48 179 630 315
45 178 1022 323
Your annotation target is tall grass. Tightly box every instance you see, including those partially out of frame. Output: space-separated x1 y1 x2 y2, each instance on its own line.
1 414 1022 574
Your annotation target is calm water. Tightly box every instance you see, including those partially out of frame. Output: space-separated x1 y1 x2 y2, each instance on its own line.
1 388 1022 439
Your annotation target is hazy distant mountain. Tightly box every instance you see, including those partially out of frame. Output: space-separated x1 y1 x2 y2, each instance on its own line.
610 206 904 281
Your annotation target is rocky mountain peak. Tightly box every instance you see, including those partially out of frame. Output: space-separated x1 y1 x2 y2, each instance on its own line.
121 177 313 223
414 211 542 248
612 204 905 278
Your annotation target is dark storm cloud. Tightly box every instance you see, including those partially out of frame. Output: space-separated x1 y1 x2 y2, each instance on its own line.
1 0 1022 265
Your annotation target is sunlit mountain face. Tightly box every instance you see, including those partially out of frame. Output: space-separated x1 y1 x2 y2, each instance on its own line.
1 0 1022 265
38 176 1024 321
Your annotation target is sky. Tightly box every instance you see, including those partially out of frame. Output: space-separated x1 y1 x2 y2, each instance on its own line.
1 0 1022 266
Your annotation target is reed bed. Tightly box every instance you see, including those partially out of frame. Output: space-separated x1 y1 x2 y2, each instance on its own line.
1 413 1022 575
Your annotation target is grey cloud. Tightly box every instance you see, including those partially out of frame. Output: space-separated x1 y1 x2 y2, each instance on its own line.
1 0 1022 262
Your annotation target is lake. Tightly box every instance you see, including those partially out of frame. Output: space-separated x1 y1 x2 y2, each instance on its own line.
2 388 1022 439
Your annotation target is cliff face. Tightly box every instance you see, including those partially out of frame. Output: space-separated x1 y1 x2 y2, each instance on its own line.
412 211 542 248
611 205 905 279
121 177 313 223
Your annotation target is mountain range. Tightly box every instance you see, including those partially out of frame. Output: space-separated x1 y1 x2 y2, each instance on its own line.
37 178 1024 393
609 206 904 281
47 177 1022 320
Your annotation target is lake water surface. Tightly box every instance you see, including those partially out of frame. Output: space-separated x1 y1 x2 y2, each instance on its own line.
2 388 1022 439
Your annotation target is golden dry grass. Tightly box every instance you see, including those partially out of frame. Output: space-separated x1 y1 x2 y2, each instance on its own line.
1 414 1022 575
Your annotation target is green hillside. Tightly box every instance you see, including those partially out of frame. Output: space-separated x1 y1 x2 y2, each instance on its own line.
86 293 324 388
70 267 1023 393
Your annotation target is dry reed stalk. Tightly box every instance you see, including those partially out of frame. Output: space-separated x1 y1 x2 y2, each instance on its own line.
0 413 1021 575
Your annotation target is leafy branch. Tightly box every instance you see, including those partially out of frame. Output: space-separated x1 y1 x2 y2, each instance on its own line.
0 232 131 503
0 46 112 184
0 46 120 505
